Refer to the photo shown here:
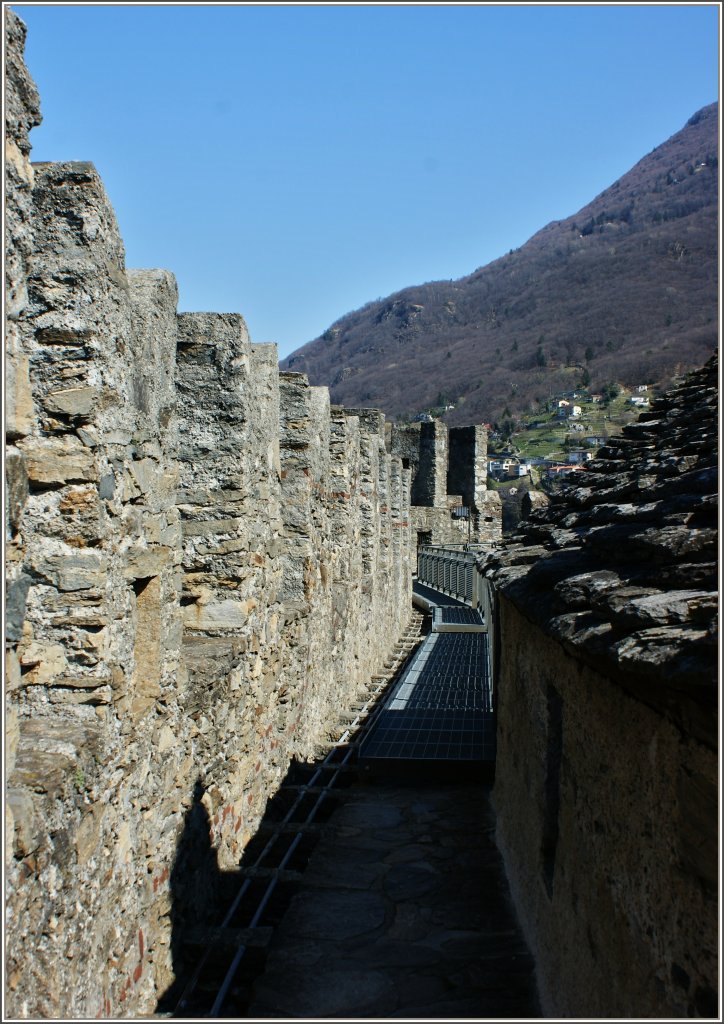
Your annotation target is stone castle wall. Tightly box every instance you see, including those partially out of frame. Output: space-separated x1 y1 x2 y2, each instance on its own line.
482 358 718 1017
492 598 716 1017
10 10 715 1020
4 12 411 1017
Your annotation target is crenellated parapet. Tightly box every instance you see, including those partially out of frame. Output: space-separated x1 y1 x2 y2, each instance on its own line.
389 418 502 553
4 11 411 1017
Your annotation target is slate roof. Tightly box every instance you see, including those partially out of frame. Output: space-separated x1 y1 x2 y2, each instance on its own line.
479 356 718 748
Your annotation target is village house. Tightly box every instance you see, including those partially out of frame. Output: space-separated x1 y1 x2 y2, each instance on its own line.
546 463 586 480
488 457 517 478
556 400 583 418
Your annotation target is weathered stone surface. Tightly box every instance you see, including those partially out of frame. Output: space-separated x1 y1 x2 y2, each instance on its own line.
520 489 550 517
390 419 502 551
486 357 718 1018
281 889 388 942
383 862 441 901
253 967 395 1018
6 788 40 857
43 386 99 418
18 639 68 685
18 435 97 484
5 446 29 533
5 8 41 448
33 549 108 592
121 545 172 580
249 780 539 1019
5 573 31 643
5 350 36 440
4 14 413 1019
481 356 718 734
493 600 717 1019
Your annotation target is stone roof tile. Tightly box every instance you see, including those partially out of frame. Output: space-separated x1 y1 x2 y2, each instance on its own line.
481 355 718 747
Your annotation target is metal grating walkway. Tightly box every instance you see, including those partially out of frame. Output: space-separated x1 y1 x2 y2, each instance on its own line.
433 605 486 632
359 589 495 764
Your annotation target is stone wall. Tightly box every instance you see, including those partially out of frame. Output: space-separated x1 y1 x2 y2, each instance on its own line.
447 425 485 513
4 12 411 1017
492 598 716 1017
413 420 448 506
482 358 718 1017
389 420 502 553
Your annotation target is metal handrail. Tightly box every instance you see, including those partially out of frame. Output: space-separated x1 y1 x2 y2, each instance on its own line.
416 546 496 707
417 546 484 605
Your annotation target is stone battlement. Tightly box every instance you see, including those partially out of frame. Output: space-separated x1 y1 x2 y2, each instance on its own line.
6 10 715 1019
4 11 411 1016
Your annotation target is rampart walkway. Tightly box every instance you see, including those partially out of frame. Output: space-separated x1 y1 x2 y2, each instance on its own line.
245 584 536 1018
162 594 539 1017
359 580 495 763
247 775 540 1018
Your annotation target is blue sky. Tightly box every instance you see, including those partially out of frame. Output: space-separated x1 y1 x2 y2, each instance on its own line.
13 3 720 360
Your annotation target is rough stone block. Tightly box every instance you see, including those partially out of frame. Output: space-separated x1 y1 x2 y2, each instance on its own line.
5 446 29 534
49 685 112 705
19 640 68 686
43 386 99 418
75 804 106 865
37 550 108 592
129 457 161 494
5 573 31 643
6 788 39 856
182 518 240 538
98 472 115 499
183 598 248 630
122 545 171 580
18 435 97 485
5 351 35 440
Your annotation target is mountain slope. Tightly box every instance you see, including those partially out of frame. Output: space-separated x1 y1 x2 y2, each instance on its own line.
282 103 718 427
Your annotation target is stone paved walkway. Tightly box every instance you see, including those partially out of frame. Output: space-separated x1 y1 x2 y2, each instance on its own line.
247 771 540 1018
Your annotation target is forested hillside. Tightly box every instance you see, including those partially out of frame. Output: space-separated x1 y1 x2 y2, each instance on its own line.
283 103 718 427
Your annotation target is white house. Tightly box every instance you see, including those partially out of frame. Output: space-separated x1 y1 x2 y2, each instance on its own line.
629 396 650 408
546 464 585 480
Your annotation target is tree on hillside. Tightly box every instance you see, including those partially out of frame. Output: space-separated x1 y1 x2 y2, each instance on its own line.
601 381 620 405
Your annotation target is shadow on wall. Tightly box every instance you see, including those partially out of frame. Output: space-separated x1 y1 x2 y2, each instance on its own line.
156 778 223 1014
155 761 341 1017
